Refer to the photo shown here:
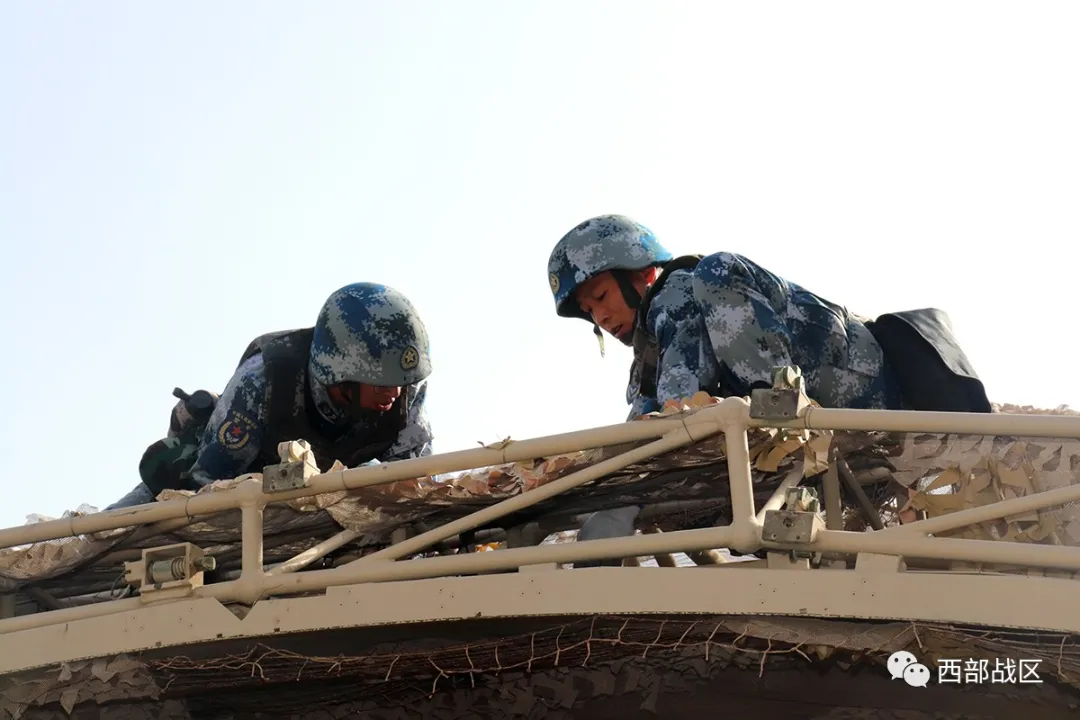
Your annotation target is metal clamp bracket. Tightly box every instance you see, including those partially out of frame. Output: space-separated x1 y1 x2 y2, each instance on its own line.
762 486 825 553
262 439 319 493
750 365 811 423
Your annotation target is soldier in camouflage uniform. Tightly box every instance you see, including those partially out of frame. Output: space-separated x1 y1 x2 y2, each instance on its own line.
546 214 906 561
106 283 434 510
548 214 905 419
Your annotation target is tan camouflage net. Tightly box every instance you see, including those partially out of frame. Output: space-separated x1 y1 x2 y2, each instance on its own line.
0 655 161 719
4 614 1078 719
892 403 1080 548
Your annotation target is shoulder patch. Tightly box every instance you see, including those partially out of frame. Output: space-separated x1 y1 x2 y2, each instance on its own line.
400 345 420 371
549 272 560 294
217 410 257 451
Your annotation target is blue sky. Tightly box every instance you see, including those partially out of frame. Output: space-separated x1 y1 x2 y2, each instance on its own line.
2 2 1078 528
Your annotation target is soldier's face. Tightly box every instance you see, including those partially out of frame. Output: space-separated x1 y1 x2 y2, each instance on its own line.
330 383 401 414
574 270 655 344
356 384 401 412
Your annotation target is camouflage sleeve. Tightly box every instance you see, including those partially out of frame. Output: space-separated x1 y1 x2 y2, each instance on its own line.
377 379 434 462
648 272 708 406
691 252 795 392
189 355 270 486
625 367 655 419
626 394 659 421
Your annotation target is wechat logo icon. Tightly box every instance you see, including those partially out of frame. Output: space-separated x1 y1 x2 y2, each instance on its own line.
888 650 931 688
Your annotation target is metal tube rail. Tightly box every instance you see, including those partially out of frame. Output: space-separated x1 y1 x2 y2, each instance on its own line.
240 500 264 579
795 406 1080 438
5 401 1078 551
0 526 740 634
755 463 805 523
882 482 1080 537
796 528 1080 570
0 411 714 551
267 528 362 575
7 512 1080 636
275 498 726 576
225 526 743 597
351 425 717 565
211 524 1080 589
722 411 756 534
5 398 1080 638
836 455 885 531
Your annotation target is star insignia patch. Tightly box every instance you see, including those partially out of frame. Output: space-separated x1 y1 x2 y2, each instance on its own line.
400 345 420 371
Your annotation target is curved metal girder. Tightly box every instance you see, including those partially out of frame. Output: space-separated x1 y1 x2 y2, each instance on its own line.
3 565 1079 675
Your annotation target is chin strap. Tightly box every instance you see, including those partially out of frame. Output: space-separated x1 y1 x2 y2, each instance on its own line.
593 324 605 357
612 270 642 312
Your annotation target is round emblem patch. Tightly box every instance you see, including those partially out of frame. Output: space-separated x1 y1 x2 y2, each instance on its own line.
401 345 420 371
549 273 560 294
217 410 256 451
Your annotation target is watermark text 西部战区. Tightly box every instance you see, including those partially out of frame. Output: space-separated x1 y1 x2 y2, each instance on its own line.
937 657 1043 684
888 651 1043 688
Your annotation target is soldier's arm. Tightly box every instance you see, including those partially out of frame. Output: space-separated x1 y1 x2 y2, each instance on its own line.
649 274 707 406
691 252 796 391
653 320 706 406
189 357 270 486
626 384 662 419
378 380 434 462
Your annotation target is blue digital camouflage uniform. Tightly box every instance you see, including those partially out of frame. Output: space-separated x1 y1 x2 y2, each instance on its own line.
547 215 903 417
628 251 904 416
625 267 718 419
106 283 434 510
187 354 433 487
548 214 903 558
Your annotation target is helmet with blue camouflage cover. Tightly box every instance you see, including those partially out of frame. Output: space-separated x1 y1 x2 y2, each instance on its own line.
547 214 673 322
309 283 432 388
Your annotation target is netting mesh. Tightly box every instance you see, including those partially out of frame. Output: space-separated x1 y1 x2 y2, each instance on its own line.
4 614 1078 719
148 615 1080 696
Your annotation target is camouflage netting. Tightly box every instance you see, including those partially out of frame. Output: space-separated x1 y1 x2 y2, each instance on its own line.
4 614 1079 719
891 402 1080 546
2 399 1080 604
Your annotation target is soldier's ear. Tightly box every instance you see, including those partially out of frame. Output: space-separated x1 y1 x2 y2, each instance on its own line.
631 267 660 294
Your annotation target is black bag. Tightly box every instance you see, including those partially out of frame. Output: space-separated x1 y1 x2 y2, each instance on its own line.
865 308 992 413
